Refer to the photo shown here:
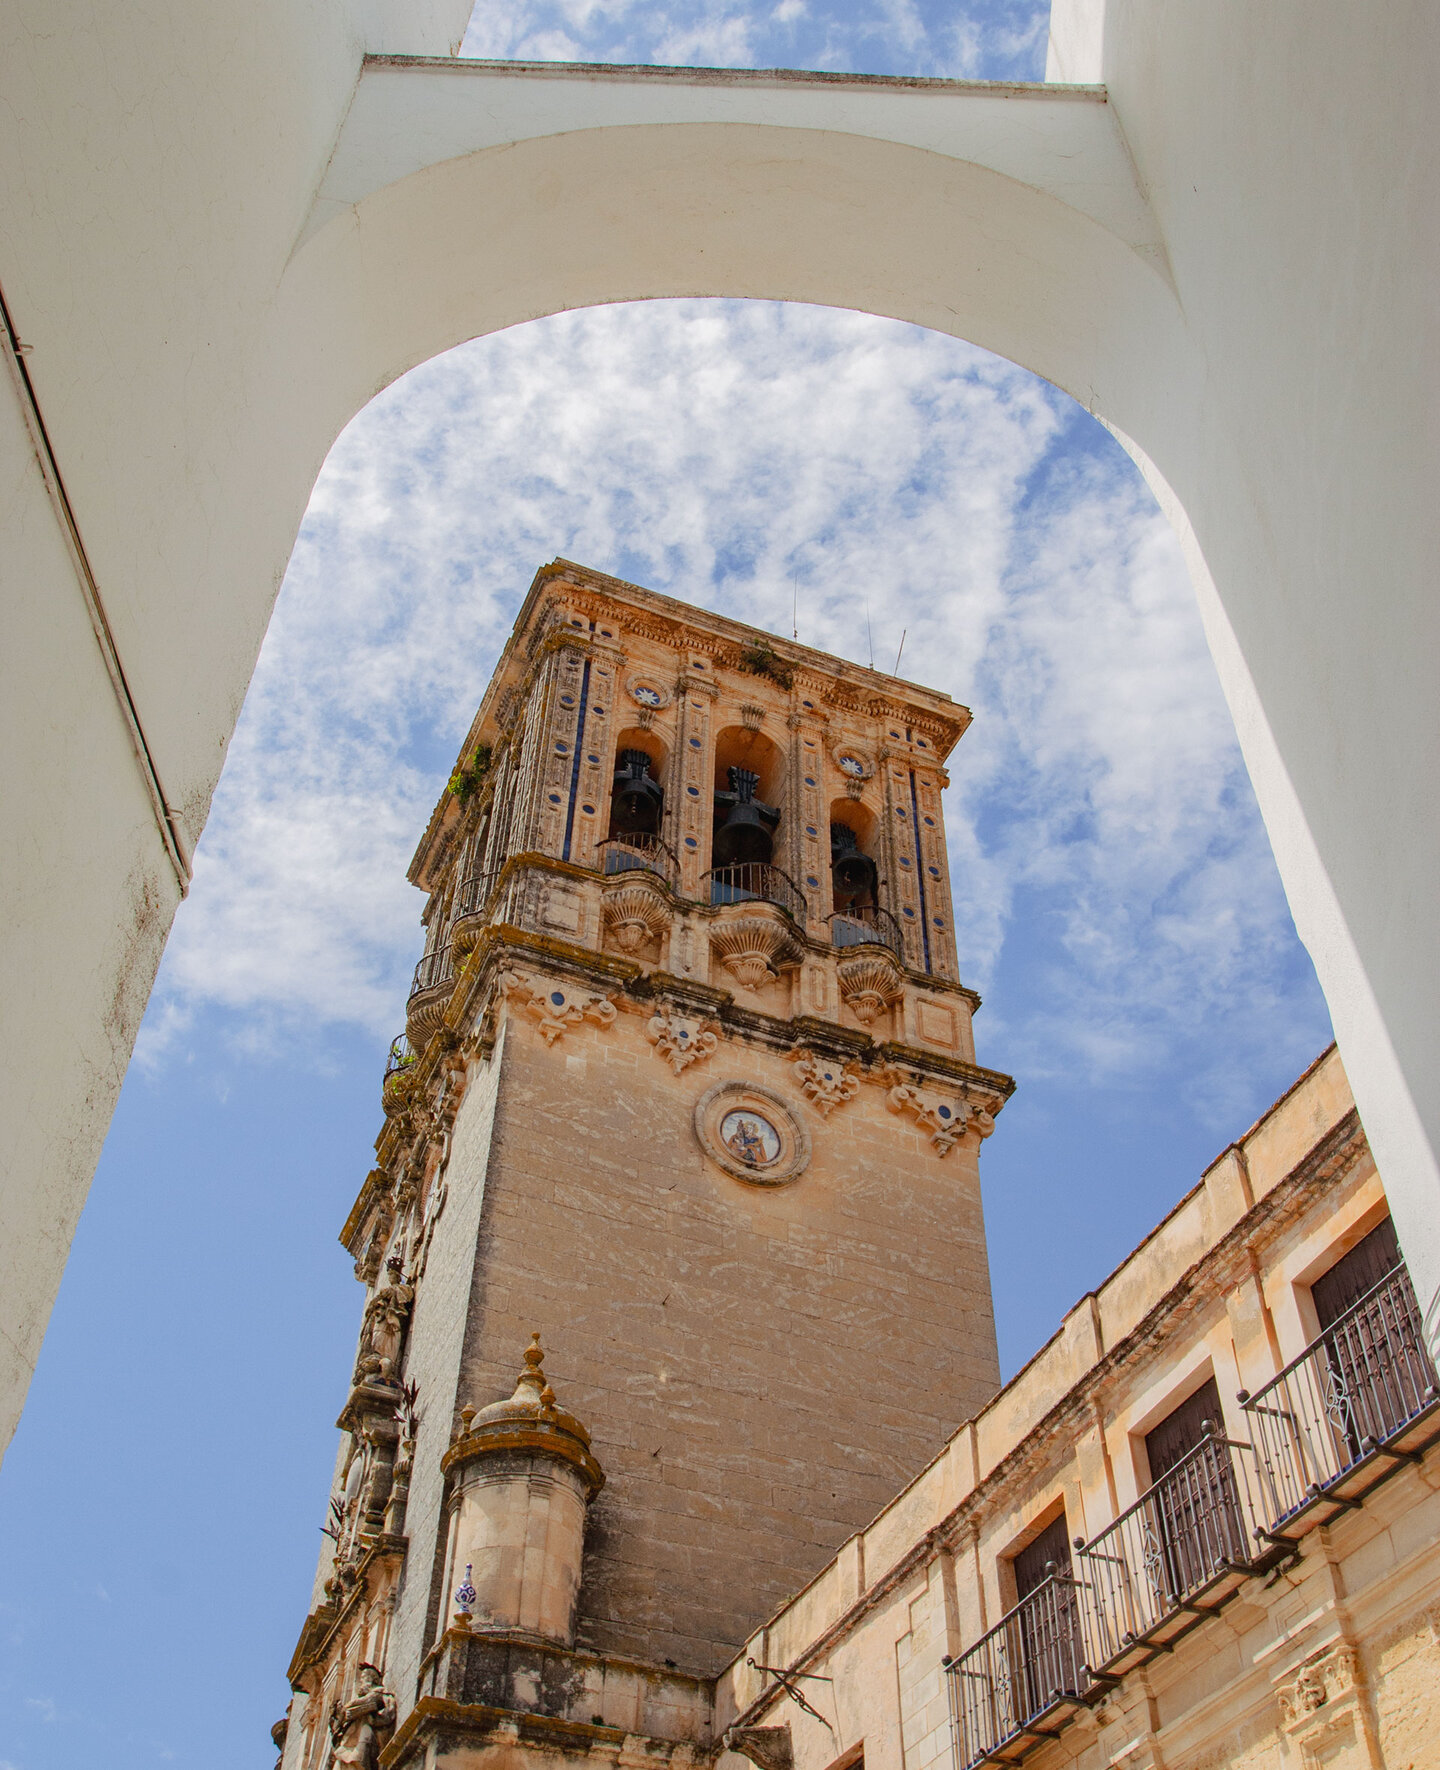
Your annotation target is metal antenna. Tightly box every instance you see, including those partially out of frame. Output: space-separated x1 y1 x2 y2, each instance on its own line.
866 603 874 670
894 628 907 675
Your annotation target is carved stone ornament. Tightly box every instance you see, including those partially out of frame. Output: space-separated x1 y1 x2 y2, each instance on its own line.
709 913 803 992
646 1005 721 1074
693 1081 811 1186
500 970 617 1046
1276 1644 1362 1730
836 951 904 1024
327 1663 396 1770
602 878 673 953
725 1726 793 1770
830 742 873 781
353 1256 414 1385
885 1076 995 1158
625 673 672 711
789 1048 861 1118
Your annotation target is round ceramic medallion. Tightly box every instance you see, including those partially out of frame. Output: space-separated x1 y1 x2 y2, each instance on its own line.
693 1082 811 1186
626 675 671 711
830 744 873 781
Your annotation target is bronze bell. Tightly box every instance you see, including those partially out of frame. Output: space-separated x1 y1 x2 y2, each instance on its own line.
610 750 664 837
712 766 780 867
830 823 878 908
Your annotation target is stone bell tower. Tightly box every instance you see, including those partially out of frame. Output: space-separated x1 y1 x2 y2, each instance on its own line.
277 561 1014 1770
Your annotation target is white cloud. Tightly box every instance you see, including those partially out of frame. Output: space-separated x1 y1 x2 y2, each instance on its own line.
459 0 1049 80
140 299 1326 1124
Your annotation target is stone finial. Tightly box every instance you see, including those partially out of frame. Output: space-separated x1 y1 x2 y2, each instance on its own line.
443 1335 604 1497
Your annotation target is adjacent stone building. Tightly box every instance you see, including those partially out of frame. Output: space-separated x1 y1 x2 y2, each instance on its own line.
276 564 1440 1770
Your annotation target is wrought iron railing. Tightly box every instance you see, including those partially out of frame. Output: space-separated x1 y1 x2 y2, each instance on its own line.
704 862 807 926
827 904 904 958
409 942 455 1000
1242 1266 1438 1528
1077 1427 1264 1665
452 867 501 921
949 1570 1093 1767
385 1035 417 1077
597 833 679 887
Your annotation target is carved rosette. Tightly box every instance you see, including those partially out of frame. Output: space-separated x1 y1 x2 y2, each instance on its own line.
500 970 618 1046
709 912 803 991
601 879 673 954
789 1049 861 1118
885 1075 997 1157
646 1006 721 1074
836 951 904 1024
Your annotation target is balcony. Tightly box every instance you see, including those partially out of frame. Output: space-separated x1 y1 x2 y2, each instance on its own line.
703 861 807 927
597 833 679 889
407 942 456 1041
381 1035 418 1115
949 1570 1097 1768
1076 1426 1272 1676
450 868 501 952
1243 1265 1440 1537
827 904 904 959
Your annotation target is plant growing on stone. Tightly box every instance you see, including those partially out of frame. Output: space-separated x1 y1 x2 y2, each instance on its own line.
447 742 493 803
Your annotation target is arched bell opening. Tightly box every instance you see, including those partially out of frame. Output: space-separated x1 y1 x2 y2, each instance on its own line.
711 728 784 870
828 800 899 955
607 732 667 841
601 731 673 883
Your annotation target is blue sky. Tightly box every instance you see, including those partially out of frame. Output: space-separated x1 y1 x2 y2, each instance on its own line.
0 8 1334 1769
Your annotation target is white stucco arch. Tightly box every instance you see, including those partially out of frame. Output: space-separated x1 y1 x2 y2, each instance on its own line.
3 2 1436 1457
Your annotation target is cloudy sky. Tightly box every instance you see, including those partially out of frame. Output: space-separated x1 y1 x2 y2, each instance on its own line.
0 6 1334 1769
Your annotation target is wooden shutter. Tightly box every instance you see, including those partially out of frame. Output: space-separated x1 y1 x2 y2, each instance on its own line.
1145 1375 1224 1481
1013 1511 1072 1600
1312 1218 1402 1329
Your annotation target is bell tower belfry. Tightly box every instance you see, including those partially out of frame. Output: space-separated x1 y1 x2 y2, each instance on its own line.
278 561 1014 1770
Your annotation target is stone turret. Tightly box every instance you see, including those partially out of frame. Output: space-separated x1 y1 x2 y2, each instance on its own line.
441 1336 604 1646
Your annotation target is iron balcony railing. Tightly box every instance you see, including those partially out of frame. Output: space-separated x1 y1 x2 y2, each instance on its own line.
1242 1265 1439 1530
827 904 904 958
597 833 679 887
452 867 501 921
385 1035 417 1077
949 1569 1094 1768
704 861 808 927
1077 1426 1266 1668
409 942 455 1000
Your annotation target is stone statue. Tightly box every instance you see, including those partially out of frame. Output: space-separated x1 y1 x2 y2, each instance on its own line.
354 1256 414 1385
328 1663 395 1769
